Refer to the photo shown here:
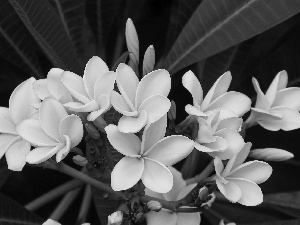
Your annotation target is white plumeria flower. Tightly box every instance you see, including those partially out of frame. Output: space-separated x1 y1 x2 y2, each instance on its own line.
195 111 245 160
145 167 201 225
0 78 40 171
214 143 272 206
110 63 171 133
16 97 83 164
246 71 300 131
105 115 194 193
33 68 73 105
182 70 251 118
249 148 294 161
42 219 90 225
61 56 116 121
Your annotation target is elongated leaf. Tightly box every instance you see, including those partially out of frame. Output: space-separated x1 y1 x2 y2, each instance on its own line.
264 192 300 210
243 219 300 225
0 193 43 225
9 0 83 74
0 0 43 78
162 0 300 75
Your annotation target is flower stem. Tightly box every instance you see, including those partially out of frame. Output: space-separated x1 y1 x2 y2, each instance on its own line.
185 160 214 185
76 185 92 224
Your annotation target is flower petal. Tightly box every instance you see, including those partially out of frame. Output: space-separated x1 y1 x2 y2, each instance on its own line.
17 119 57 146
142 157 173 193
266 71 288 104
185 104 206 116
142 114 167 154
83 56 109 99
9 77 40 124
231 142 252 170
5 139 30 171
111 156 144 191
87 95 110 121
249 148 294 161
229 160 272 184
216 117 242 132
59 115 83 148
177 212 201 225
248 107 283 127
139 95 171 124
146 210 177 225
40 98 68 142
26 145 63 164
56 135 71 162
206 92 251 117
273 87 300 111
214 157 224 175
94 71 116 100
228 178 263 206
64 100 99 113
144 135 194 166
136 69 171 108
33 79 51 100
0 134 19 159
216 179 242 203
118 111 147 133
105 124 141 156
110 91 136 116
202 72 232 110
252 77 270 110
204 136 228 152
61 71 90 104
182 70 203 108
116 63 138 110
46 68 64 99
177 183 197 200
0 107 17 134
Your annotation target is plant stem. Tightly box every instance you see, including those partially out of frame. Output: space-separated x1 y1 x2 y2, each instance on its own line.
186 161 214 185
76 185 92 225
25 179 83 211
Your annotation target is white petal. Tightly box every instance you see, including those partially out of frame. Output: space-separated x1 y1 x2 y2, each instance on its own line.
111 156 144 191
185 104 206 117
105 124 141 156
83 56 109 99
26 145 63 164
0 134 19 159
266 107 300 131
228 178 263 206
64 100 98 113
163 166 186 201
94 71 116 100
216 179 242 203
0 107 17 134
61 71 90 104
118 111 147 133
216 117 242 132
142 114 167 154
116 63 138 110
16 119 57 146
139 95 171 124
142 157 173 193
273 87 300 111
144 136 194 166
110 91 136 116
56 135 71 162
248 107 283 127
87 95 110 121
249 148 294 161
136 69 171 108
33 79 51 100
177 183 197 200
46 68 64 99
229 161 272 184
40 98 68 142
9 77 40 124
252 77 271 110
182 70 203 108
277 70 288 90
265 72 281 105
231 142 252 170
43 219 61 225
202 72 232 110
177 212 201 225
214 157 224 175
146 210 177 225
195 142 222 153
59 115 83 148
5 139 30 171
206 92 251 117
204 136 228 152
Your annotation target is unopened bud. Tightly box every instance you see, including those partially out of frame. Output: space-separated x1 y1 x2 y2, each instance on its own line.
219 219 236 225
85 123 100 139
147 200 162 212
126 18 139 74
249 148 294 161
168 100 176 121
143 45 155 76
108 211 123 225
93 116 107 132
198 186 209 200
72 155 88 166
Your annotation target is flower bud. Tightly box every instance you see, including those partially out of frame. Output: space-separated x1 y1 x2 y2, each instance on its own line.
72 155 88 166
198 186 209 200
219 219 236 225
147 200 162 212
249 148 294 161
108 211 123 225
85 123 100 139
42 219 61 225
126 18 139 74
93 116 107 132
143 45 155 76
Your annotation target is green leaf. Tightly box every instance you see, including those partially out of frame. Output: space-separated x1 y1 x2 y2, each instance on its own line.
0 193 43 225
162 0 300 75
9 0 83 74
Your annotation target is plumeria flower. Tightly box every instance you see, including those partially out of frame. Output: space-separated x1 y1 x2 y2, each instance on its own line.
145 167 201 225
0 77 40 171
61 56 116 121
245 71 300 131
105 115 194 193
16 97 83 164
195 111 245 160
214 142 272 206
249 148 294 161
110 63 171 133
42 219 90 225
182 70 251 118
32 68 73 106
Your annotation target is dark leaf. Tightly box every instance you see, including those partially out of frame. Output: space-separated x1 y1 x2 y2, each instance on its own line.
264 191 300 210
243 219 300 225
111 51 129 71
